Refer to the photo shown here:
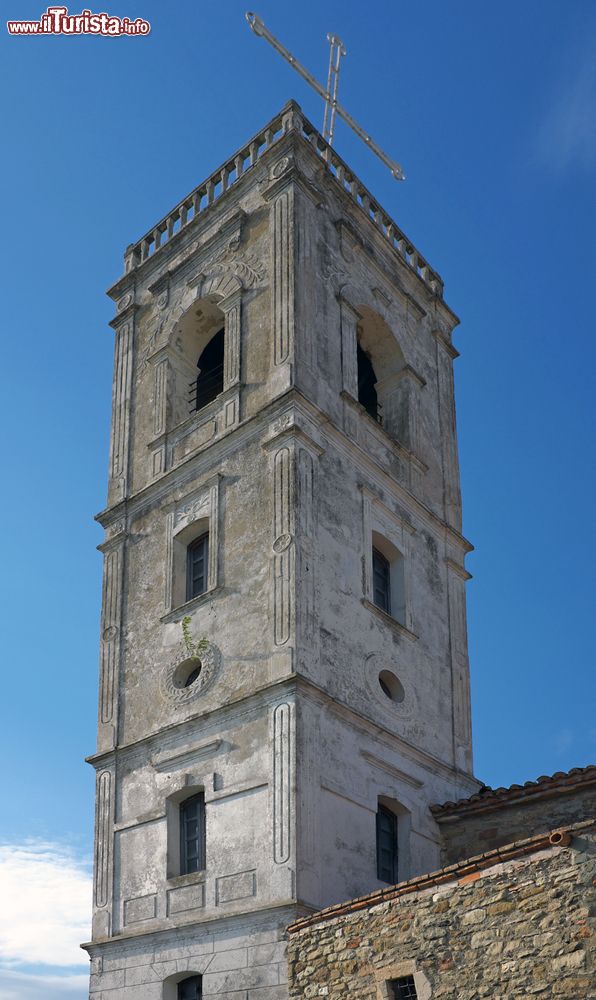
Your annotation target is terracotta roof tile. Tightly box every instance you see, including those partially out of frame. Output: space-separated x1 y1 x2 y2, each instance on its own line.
430 764 596 819
287 818 595 934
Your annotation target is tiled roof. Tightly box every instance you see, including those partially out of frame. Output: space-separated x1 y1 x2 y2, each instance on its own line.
287 819 594 933
430 764 596 819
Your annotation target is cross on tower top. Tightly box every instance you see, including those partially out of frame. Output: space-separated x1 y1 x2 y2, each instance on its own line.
245 11 405 180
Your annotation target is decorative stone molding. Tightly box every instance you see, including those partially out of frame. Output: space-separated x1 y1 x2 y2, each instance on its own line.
159 640 221 705
191 236 266 296
360 750 423 789
269 155 290 180
338 295 361 399
363 654 416 722
99 543 124 732
108 321 134 501
361 485 416 636
321 250 349 292
271 187 294 366
434 329 462 529
272 702 292 864
272 445 294 646
165 477 220 613
151 738 223 772
92 765 115 939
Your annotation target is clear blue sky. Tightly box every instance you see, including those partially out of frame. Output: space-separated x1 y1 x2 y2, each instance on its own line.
0 2 595 995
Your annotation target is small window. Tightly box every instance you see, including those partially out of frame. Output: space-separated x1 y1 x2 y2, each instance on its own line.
357 343 381 422
369 531 407 626
376 803 398 883
192 328 224 411
388 977 417 1000
180 794 205 875
372 547 391 614
186 533 208 602
178 976 202 1000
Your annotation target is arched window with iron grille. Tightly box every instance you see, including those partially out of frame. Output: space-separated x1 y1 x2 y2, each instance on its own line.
192 328 224 412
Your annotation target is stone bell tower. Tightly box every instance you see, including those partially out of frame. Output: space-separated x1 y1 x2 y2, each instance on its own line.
84 101 479 999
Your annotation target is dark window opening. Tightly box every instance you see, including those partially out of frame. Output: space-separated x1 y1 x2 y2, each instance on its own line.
379 676 392 699
191 328 224 412
388 976 417 1000
180 793 205 875
357 343 381 422
178 975 202 1000
184 664 201 687
372 547 391 614
186 533 209 602
376 803 398 883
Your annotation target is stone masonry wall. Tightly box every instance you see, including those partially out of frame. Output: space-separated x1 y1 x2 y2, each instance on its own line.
287 826 595 1000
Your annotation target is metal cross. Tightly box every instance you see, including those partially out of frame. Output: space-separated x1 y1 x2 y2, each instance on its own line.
245 12 405 181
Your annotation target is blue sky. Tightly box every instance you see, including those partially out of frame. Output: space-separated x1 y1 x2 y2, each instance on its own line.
1 1 595 995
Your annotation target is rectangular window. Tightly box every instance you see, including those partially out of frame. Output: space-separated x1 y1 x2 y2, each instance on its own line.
388 976 417 1000
372 546 391 614
186 533 209 602
180 793 205 875
376 804 398 883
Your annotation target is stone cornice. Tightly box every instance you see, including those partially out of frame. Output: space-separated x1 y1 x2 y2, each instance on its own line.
81 899 299 955
85 665 478 795
433 327 460 359
295 676 480 791
444 557 472 582
86 673 299 770
95 388 473 558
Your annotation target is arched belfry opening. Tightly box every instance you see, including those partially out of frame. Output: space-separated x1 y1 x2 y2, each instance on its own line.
171 296 227 427
355 305 415 447
194 327 224 411
357 342 380 423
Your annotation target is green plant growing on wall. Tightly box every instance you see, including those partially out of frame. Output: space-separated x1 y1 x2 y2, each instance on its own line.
181 616 209 659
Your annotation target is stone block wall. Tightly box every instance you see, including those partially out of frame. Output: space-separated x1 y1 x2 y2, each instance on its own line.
287 824 595 1000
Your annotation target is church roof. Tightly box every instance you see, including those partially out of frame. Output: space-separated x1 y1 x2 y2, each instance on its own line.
287 818 594 933
430 764 596 819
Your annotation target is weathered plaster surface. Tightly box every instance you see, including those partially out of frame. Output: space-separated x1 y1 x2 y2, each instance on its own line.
87 104 477 998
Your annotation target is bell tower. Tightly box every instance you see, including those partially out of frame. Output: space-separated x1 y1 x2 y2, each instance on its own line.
84 101 479 999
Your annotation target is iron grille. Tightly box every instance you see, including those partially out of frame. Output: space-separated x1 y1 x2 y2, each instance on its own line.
372 547 391 614
186 534 208 602
188 363 224 414
180 794 205 875
376 803 398 883
388 976 418 1000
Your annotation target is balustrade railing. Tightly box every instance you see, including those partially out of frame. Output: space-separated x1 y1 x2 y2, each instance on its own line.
298 117 444 297
123 102 443 299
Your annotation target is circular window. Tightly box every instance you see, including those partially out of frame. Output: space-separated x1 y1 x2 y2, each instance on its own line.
173 657 203 690
160 640 220 705
378 670 405 704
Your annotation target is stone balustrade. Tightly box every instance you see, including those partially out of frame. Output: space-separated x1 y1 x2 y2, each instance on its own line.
122 101 444 299
299 115 444 298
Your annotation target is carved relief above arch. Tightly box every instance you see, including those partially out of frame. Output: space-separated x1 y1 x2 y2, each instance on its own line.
199 269 243 301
